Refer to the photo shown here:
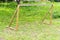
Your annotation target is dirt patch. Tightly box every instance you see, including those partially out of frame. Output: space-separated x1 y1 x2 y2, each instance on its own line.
0 38 5 40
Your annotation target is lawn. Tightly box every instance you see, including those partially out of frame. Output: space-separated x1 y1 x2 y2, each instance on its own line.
0 2 60 40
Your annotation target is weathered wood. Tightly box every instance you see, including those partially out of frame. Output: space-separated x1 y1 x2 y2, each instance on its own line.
20 4 49 6
21 0 40 2
41 3 54 25
22 0 40 1
8 6 19 27
15 4 20 30
50 3 54 25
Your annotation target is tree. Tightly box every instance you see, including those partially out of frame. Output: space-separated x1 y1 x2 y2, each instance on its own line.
54 0 60 2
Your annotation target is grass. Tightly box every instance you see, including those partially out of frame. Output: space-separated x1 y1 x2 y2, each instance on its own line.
0 2 60 40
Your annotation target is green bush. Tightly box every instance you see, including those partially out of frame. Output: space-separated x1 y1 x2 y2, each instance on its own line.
53 11 60 18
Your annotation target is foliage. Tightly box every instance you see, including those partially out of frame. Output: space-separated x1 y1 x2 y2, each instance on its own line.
49 0 60 2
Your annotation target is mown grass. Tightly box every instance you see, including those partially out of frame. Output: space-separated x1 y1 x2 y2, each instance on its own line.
0 2 60 40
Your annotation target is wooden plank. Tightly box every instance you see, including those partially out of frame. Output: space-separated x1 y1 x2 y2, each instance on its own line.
22 0 40 2
16 4 20 31
20 4 50 6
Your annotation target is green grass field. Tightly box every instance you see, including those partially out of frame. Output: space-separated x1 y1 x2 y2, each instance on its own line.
0 2 60 40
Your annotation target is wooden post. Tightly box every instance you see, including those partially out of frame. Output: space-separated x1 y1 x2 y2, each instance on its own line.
15 4 20 30
50 3 54 25
8 6 19 27
7 4 20 30
41 3 54 25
